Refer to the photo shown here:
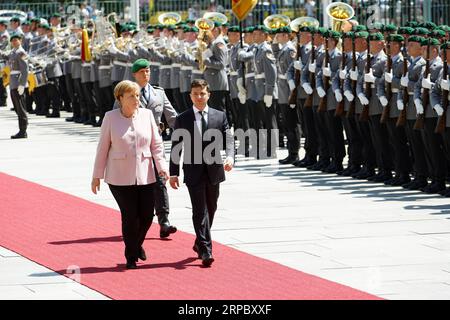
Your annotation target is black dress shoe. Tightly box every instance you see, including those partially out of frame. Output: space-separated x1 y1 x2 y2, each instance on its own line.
65 117 74 122
421 181 446 194
406 178 428 190
389 175 410 186
443 189 450 197
74 117 84 123
293 158 315 168
160 224 177 238
201 254 215 267
46 113 60 118
11 132 27 139
126 260 137 269
279 154 299 165
373 171 392 183
138 247 147 261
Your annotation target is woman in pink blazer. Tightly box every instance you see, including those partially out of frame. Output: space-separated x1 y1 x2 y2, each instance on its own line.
91 80 169 269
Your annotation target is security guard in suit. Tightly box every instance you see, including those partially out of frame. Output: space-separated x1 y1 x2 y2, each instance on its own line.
0 33 28 138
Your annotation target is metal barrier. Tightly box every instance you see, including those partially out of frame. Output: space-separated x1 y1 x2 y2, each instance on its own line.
0 1 448 27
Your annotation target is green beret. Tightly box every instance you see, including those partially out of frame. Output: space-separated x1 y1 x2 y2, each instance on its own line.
0 20 7 26
383 24 397 33
299 25 314 33
276 26 292 34
166 25 175 31
419 22 437 30
441 41 450 50
223 22 230 27
421 37 441 46
254 25 270 33
228 26 240 33
431 28 446 39
369 32 384 41
408 35 424 43
146 27 154 33
244 26 254 33
190 26 199 33
131 59 150 73
155 24 164 30
317 27 327 36
10 16 21 23
414 27 430 35
387 34 404 43
437 25 450 32
213 21 222 28
39 23 50 30
51 13 61 18
21 20 30 26
343 31 355 39
185 19 195 24
30 17 40 23
9 33 22 41
355 31 369 39
128 21 137 26
352 25 367 32
370 22 384 31
405 21 419 28
398 26 415 35
327 30 341 39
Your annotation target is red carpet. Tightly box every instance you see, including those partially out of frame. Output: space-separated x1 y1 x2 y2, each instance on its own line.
0 172 380 300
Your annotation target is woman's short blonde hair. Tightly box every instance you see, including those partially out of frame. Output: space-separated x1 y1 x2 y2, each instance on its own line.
113 80 140 101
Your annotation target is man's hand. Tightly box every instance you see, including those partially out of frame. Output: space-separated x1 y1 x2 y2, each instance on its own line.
17 85 25 96
159 170 169 183
169 176 180 189
91 178 100 194
224 158 233 172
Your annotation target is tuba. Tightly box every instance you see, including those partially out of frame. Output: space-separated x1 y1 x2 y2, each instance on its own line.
203 12 228 27
263 14 291 30
195 18 215 72
158 12 182 26
326 1 355 32
289 16 320 33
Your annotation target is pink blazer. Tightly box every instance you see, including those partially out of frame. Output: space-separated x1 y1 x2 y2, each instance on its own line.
92 108 167 186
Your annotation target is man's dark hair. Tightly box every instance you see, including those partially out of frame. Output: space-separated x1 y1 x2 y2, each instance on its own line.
191 79 210 92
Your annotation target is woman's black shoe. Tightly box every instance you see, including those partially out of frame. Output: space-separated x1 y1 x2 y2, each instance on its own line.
126 260 137 269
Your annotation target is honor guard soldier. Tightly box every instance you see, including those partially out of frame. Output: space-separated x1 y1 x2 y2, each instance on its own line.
0 20 9 107
179 26 198 110
43 27 63 118
9 16 24 38
0 33 29 138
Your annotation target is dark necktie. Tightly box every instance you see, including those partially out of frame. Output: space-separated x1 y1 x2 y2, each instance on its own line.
199 111 207 135
141 87 148 105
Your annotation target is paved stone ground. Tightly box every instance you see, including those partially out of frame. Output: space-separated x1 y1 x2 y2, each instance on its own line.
2 102 450 300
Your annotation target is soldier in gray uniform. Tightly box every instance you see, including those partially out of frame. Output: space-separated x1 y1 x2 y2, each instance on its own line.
169 25 184 113
397 35 429 190
0 20 9 107
21 21 33 53
380 34 412 186
69 29 87 123
9 17 24 38
96 50 114 126
316 30 345 173
43 27 63 117
414 36 445 193
0 33 28 138
431 41 450 196
275 26 299 164
178 26 198 111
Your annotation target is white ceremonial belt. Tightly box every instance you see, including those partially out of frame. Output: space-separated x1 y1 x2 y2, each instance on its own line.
230 71 238 76
192 70 203 74
10 70 20 75
255 73 265 79
391 88 399 93
408 92 414 95
245 72 255 78
363 83 376 89
99 66 111 70
278 74 287 80
113 60 128 67
81 63 91 67
160 65 171 69
172 63 181 68
181 66 193 71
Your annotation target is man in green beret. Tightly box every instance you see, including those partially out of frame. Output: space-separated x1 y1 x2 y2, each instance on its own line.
9 16 24 37
50 13 61 29
0 19 8 107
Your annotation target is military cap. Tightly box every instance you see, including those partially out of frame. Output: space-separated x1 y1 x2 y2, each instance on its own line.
299 25 314 33
327 30 341 39
0 20 7 26
21 20 30 26
352 25 367 32
369 32 384 41
355 31 369 39
441 41 450 50
370 22 384 31
227 26 240 33
383 24 397 33
30 17 40 23
213 21 222 28
398 26 415 35
51 13 61 18
317 27 327 36
131 59 150 73
405 21 419 28
146 27 154 33
10 16 21 23
40 23 51 30
343 31 355 39
437 25 450 32
408 35 424 43
276 26 292 34
419 21 437 30
155 24 165 30
166 25 175 31
431 28 446 39
414 27 430 35
9 33 22 41
421 37 441 46
222 22 230 28
244 26 254 33
254 25 270 33
190 26 199 33
185 19 196 24
387 34 404 43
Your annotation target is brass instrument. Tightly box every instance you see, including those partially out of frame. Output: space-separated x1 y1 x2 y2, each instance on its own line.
290 16 320 33
158 12 181 26
326 1 355 32
203 12 228 26
195 18 215 72
263 14 291 30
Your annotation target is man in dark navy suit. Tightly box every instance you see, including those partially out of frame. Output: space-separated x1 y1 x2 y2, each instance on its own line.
169 79 234 267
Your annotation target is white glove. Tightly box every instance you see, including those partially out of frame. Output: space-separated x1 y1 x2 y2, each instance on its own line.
289 104 296 109
358 93 369 105
344 90 354 102
264 95 273 108
397 99 404 111
202 49 213 60
364 69 376 83
236 78 246 94
401 73 409 87
308 62 316 73
293 61 302 70
421 75 432 89
302 83 313 95
63 51 70 59
379 96 388 107
238 91 246 104
317 86 326 98
17 85 24 96
323 65 331 77
433 104 444 116
339 68 347 80
335 90 343 102
109 43 117 54
385 72 393 83
441 79 450 91
414 98 424 114
288 80 296 92
350 69 358 81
